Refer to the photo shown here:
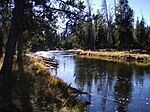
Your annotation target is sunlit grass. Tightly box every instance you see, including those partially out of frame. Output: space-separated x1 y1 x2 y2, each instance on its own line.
70 49 150 66
0 58 3 68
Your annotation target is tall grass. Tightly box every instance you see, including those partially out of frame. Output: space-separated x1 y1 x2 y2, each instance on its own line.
0 54 89 112
70 49 150 66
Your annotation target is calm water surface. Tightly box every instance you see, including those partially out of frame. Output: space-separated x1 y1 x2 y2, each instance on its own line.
41 51 150 112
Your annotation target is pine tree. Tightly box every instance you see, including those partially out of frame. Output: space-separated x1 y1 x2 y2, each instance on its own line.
115 0 134 50
139 17 146 48
145 26 150 48
133 17 140 48
86 0 94 50
134 17 146 48
134 17 140 41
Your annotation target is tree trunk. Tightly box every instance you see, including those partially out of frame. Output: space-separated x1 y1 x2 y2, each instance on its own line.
17 0 24 63
17 32 24 63
1 0 24 77
0 30 3 58
89 20 94 50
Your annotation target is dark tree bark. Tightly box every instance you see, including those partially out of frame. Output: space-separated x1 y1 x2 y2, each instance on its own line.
0 30 3 58
17 0 24 63
1 0 24 77
17 32 24 63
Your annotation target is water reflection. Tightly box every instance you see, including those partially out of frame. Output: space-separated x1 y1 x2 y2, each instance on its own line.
73 58 119 111
114 63 132 112
51 53 150 112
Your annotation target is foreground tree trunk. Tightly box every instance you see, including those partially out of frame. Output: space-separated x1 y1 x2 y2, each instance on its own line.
1 0 24 77
0 30 3 58
17 0 24 64
17 32 24 63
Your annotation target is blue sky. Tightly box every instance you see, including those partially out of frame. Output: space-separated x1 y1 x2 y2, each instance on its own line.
90 0 150 26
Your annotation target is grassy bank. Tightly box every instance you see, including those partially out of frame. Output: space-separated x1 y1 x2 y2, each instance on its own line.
69 49 150 65
0 54 89 112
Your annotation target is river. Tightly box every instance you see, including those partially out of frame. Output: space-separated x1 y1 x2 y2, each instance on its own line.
36 51 150 112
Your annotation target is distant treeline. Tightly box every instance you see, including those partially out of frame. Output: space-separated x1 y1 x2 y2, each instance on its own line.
0 0 150 76
0 0 150 55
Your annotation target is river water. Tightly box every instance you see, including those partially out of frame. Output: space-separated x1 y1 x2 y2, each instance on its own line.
36 51 150 112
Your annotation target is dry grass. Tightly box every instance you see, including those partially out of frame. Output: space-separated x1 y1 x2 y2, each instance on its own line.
0 58 3 68
70 49 150 66
0 53 89 112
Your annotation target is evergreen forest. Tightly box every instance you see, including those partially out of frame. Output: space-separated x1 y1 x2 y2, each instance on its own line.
0 0 150 111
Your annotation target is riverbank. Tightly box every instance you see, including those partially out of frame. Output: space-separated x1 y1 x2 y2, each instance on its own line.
69 49 150 65
0 53 90 111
